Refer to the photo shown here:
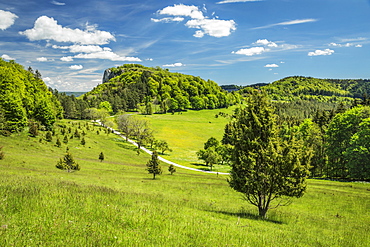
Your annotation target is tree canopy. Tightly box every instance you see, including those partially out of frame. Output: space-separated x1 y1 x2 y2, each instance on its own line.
83 64 241 114
0 59 63 132
225 90 311 217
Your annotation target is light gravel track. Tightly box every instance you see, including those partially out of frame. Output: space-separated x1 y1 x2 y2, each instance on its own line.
98 121 229 175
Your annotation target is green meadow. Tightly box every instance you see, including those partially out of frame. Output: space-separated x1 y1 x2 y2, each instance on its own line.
1 120 369 246
135 106 237 172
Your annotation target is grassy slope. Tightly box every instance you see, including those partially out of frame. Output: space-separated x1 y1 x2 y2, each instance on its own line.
0 120 369 246
135 106 237 173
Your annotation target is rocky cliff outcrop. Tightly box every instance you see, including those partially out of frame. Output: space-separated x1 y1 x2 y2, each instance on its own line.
102 69 122 83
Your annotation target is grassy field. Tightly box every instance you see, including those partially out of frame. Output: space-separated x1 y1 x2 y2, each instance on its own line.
135 107 237 172
0 120 369 246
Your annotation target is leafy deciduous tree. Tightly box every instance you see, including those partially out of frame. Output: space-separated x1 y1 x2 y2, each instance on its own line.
155 140 172 154
168 164 176 175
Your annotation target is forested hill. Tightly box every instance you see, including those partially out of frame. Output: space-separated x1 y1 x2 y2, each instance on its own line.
83 64 241 113
0 59 63 132
241 76 370 101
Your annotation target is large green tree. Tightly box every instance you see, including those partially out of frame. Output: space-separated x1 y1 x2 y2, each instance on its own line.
344 118 370 180
325 106 370 178
224 90 311 218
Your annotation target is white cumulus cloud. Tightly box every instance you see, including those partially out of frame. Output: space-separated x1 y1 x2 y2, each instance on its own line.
308 49 334 56
0 10 18 30
232 47 266 56
20 16 115 45
37 57 48 62
60 56 74 62
163 62 184 67
158 4 204 20
1 54 15 60
69 65 83 70
255 39 278 47
265 64 279 68
153 4 236 38
185 18 236 38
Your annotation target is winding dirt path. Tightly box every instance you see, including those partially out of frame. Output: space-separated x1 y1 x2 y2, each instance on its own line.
99 122 229 175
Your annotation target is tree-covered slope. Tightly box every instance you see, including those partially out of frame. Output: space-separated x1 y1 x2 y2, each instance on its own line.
261 76 350 100
240 76 370 101
83 64 240 114
0 58 63 132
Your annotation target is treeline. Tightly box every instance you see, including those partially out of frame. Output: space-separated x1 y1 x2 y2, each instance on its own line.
241 76 370 101
198 90 370 180
0 59 63 133
83 64 241 114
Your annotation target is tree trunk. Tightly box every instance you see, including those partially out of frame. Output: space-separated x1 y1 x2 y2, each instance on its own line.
258 206 268 218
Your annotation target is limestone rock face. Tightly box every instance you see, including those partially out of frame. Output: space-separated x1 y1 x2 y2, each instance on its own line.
102 69 122 83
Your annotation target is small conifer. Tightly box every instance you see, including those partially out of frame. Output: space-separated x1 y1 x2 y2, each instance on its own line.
168 164 176 175
0 146 5 160
56 152 80 172
81 137 86 146
45 131 53 142
56 138 61 147
99 152 104 162
63 135 68 144
146 151 162 179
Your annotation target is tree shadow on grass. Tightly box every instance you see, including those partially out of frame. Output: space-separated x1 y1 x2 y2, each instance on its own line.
141 178 161 181
115 140 137 152
191 163 211 171
206 209 284 224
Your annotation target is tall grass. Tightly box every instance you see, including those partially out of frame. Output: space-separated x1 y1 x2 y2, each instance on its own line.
0 120 369 246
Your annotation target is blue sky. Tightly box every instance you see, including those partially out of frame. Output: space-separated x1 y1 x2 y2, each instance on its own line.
1 0 370 91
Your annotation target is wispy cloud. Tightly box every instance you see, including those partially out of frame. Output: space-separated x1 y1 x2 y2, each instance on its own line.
0 10 18 30
232 39 299 57
162 62 184 67
151 17 184 23
51 1 65 6
329 42 362 48
217 0 262 4
73 50 141 62
252 18 317 30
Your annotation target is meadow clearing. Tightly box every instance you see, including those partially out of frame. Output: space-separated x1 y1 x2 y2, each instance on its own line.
0 119 369 246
